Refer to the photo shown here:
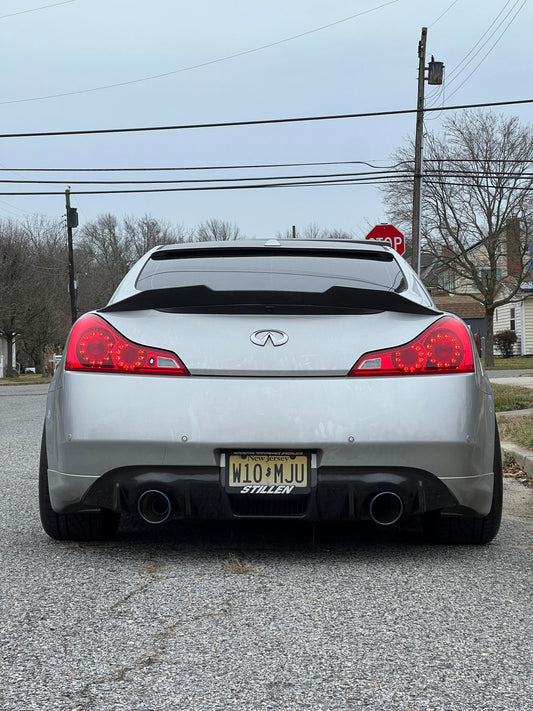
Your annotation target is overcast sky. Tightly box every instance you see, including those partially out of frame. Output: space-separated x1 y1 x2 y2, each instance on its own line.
0 0 531 239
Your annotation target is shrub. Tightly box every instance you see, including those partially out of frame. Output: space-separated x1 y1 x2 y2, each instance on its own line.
494 329 518 358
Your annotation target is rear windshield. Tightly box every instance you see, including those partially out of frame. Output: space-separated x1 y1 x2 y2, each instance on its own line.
136 249 406 294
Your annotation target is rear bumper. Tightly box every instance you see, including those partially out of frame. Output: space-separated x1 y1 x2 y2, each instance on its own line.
45 370 496 518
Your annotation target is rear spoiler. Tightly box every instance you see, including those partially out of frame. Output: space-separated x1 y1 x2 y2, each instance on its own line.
101 285 439 315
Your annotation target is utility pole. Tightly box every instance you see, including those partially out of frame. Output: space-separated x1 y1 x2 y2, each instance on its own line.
411 27 427 276
411 28 444 275
65 188 78 324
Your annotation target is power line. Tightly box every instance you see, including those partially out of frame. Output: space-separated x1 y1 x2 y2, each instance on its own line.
0 97 532 140
0 170 410 185
0 178 407 196
0 160 408 173
427 169 533 176
1 168 533 186
424 158 533 163
0 0 398 106
445 0 516 83
444 0 527 102
0 0 77 20
1 158 532 173
429 0 461 27
424 179 533 191
425 0 520 110
0 173 531 197
0 176 419 196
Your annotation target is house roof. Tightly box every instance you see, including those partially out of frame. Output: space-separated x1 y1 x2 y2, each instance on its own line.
432 294 485 319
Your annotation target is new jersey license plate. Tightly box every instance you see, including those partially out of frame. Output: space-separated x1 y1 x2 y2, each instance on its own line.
225 451 310 494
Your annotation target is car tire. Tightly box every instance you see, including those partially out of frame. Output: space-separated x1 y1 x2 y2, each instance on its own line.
422 422 503 545
39 429 120 541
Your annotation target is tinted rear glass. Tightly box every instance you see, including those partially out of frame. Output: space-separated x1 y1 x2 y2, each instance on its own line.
136 250 406 293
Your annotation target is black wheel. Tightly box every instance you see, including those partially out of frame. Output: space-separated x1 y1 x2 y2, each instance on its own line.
39 428 120 541
422 423 503 545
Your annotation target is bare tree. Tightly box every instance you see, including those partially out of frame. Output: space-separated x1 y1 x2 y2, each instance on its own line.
325 228 353 240
275 224 353 240
19 217 71 372
123 214 187 260
195 218 242 242
382 111 533 365
0 218 69 376
0 222 26 376
76 214 128 311
302 223 326 240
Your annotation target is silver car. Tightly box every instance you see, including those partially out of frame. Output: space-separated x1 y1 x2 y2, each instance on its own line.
40 239 502 544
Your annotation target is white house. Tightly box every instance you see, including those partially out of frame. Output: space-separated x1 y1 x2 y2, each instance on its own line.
493 286 533 355
0 336 17 378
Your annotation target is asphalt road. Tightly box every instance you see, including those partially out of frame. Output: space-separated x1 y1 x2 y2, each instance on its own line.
1 384 532 711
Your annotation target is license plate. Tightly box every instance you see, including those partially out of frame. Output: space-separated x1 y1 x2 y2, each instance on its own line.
225 451 310 494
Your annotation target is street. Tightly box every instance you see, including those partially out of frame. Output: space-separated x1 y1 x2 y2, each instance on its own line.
1 384 532 711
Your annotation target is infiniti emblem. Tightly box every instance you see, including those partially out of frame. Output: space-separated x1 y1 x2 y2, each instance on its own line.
250 329 289 347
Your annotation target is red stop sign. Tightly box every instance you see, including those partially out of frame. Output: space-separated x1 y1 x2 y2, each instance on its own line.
365 224 405 255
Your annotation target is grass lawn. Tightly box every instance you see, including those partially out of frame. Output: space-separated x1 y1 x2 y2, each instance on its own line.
492 383 533 451
498 415 533 451
0 374 52 386
492 383 533 412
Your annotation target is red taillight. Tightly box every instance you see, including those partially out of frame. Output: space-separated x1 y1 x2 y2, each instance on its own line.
65 314 189 375
349 316 474 376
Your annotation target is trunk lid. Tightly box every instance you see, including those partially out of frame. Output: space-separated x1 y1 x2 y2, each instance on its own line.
101 309 441 376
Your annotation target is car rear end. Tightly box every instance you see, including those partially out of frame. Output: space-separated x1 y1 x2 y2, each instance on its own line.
42 240 498 541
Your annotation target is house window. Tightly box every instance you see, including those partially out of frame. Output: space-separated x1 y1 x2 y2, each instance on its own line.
510 307 516 332
440 271 456 292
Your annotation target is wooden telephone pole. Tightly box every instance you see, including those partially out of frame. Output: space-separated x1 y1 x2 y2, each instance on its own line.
411 28 444 275
65 189 78 324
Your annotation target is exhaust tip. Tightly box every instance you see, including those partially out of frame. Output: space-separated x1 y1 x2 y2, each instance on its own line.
137 490 172 524
368 491 404 526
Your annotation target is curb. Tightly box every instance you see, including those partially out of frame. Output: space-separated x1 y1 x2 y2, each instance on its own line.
496 407 533 418
496 410 533 480
500 441 533 478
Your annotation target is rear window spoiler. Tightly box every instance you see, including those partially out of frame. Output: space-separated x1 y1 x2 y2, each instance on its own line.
150 246 395 262
101 285 439 315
